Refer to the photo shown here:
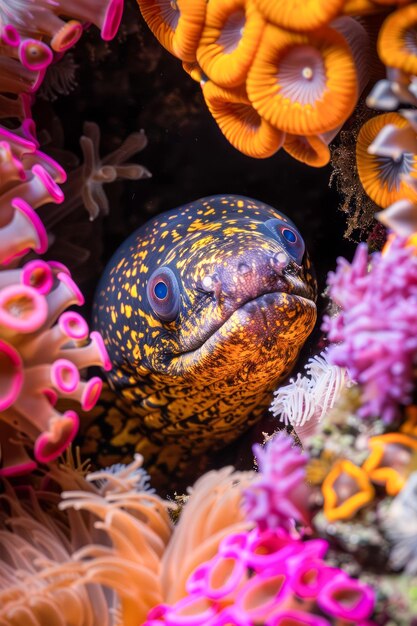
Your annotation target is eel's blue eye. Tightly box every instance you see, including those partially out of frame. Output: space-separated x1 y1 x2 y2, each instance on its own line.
147 267 180 322
282 228 297 243
154 281 168 300
265 218 305 265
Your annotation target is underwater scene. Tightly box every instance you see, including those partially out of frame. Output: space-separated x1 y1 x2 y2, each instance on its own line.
2 0 417 624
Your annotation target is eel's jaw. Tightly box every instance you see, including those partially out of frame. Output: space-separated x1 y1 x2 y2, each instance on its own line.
168 291 317 386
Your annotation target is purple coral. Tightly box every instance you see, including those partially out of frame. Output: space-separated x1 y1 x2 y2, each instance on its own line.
323 238 417 422
243 432 311 531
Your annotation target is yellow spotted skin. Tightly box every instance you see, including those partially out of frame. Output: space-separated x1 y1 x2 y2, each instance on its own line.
83 195 317 485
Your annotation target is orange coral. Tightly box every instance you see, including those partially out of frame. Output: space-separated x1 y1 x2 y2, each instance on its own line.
246 23 357 136
182 61 205 82
401 405 417 436
196 0 265 89
252 0 345 32
322 459 375 522
283 133 331 167
378 4 417 75
362 433 417 495
356 112 415 208
137 0 207 62
343 0 387 14
202 81 284 158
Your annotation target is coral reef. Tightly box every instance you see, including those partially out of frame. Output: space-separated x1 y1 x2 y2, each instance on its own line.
0 455 172 625
1 0 417 624
136 0 378 164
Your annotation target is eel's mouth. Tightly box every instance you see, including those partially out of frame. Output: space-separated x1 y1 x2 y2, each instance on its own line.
169 289 317 377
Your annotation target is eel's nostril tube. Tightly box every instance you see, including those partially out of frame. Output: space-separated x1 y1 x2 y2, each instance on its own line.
270 251 289 272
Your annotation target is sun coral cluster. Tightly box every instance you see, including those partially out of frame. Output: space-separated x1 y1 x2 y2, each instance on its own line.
136 0 375 163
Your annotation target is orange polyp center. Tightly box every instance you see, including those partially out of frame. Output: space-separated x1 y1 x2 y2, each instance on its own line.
332 587 361 609
5 295 34 319
217 10 246 53
30 268 46 288
209 557 236 589
244 575 285 610
301 568 318 585
333 472 358 504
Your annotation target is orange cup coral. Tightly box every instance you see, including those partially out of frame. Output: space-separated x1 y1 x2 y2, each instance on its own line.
356 112 416 208
246 23 357 136
197 0 265 89
322 459 375 522
137 0 207 62
378 4 417 75
202 81 284 158
362 433 417 496
283 133 333 167
253 0 346 32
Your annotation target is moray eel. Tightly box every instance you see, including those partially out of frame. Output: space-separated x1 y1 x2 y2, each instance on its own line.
82 195 317 485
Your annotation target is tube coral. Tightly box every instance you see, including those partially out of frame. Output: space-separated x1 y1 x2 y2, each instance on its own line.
145 526 376 625
0 1 140 475
0 261 112 474
0 0 124 52
0 128 107 476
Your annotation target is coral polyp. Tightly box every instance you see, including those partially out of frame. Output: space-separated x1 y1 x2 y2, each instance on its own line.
136 0 371 164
